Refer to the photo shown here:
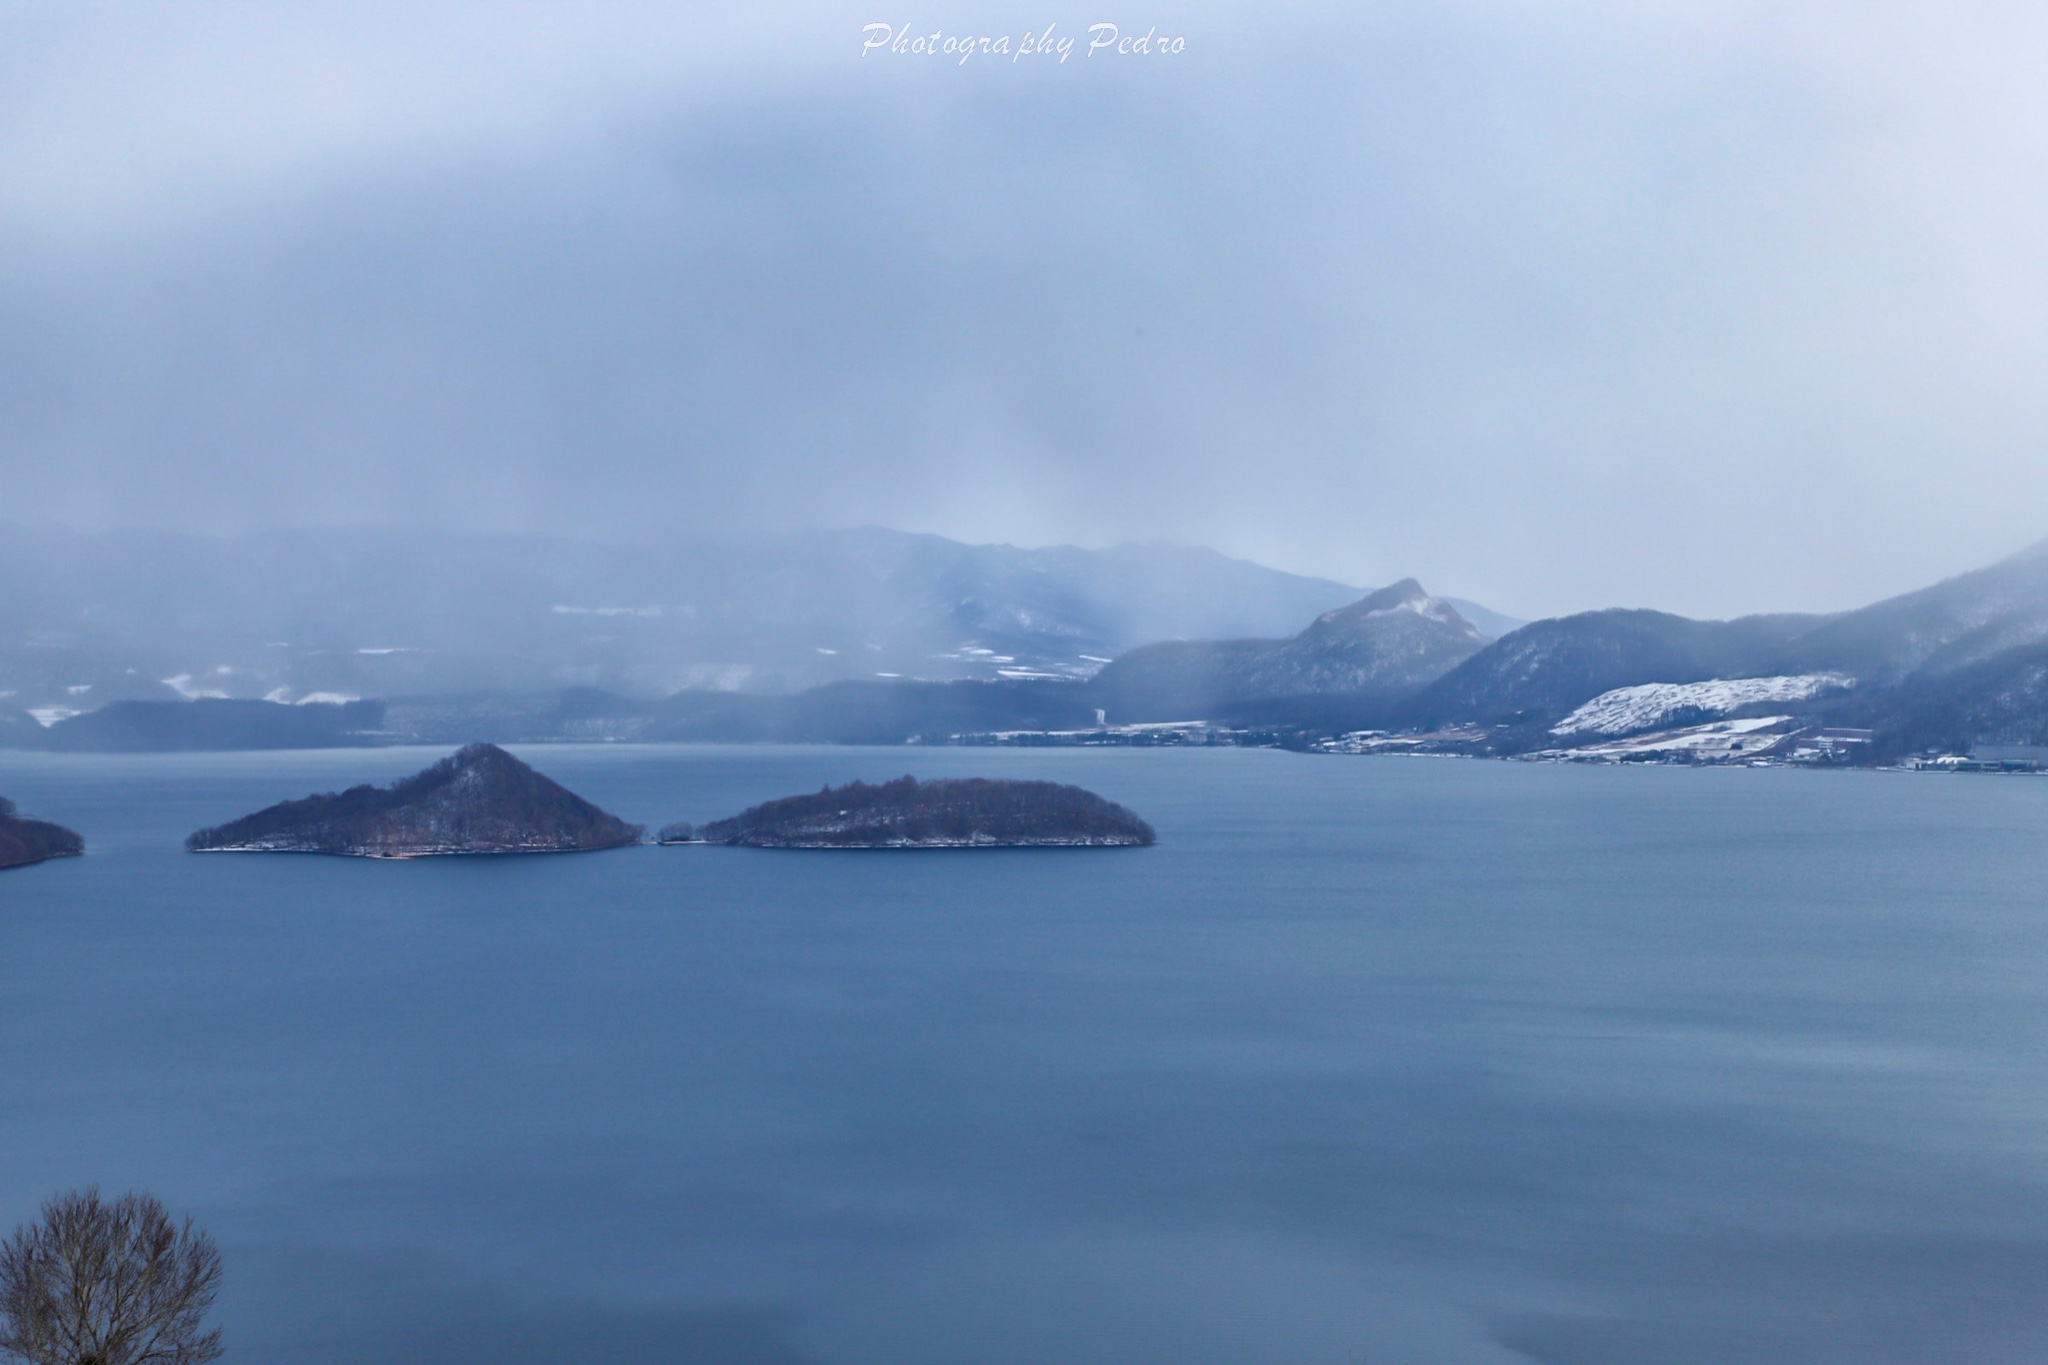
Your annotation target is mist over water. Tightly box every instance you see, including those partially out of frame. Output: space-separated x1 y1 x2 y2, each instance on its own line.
5 746 2047 1363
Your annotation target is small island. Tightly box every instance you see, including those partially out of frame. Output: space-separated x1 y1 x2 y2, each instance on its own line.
686 776 1156 849
186 742 643 858
0 797 85 870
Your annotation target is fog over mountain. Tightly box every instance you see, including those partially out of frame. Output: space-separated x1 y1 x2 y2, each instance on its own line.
9 4 2048 618
10 4 2048 755
0 524 1371 713
18 523 2048 761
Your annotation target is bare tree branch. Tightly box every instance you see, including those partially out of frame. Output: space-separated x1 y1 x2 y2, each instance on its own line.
0 1190 222 1365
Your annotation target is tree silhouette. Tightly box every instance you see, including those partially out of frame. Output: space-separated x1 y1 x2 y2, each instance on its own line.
0 1189 222 1365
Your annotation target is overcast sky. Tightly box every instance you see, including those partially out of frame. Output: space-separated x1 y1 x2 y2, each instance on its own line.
5 1 2048 619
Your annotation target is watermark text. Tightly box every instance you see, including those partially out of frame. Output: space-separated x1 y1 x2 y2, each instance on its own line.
859 22 1186 65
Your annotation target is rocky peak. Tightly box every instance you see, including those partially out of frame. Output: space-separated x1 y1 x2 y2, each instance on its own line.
1309 580 1483 642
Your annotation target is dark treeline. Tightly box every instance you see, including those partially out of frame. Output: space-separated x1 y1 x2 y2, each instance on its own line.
0 797 84 870
697 776 1156 848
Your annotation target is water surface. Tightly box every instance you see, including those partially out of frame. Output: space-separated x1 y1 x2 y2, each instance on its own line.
2 746 2046 1363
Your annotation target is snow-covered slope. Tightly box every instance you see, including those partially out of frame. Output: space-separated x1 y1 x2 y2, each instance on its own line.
1552 673 1855 736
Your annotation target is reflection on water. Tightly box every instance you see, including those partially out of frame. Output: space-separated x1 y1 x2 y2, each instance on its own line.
3 746 2047 1364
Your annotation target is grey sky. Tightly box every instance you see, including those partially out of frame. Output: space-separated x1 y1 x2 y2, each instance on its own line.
5 1 2048 620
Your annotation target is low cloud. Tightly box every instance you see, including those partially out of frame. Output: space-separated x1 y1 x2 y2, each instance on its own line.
5 1 2048 618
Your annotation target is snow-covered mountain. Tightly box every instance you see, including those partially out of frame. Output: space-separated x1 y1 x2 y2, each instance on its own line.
1407 609 1831 731
1403 537 2048 739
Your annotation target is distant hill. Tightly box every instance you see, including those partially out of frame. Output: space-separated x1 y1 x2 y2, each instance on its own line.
1405 610 1831 732
22 526 2048 761
693 776 1155 848
186 743 641 856
0 797 84 870
1091 580 1488 721
34 699 386 752
1038 535 2048 751
0 706 45 748
1820 639 2048 758
0 524 1369 707
1 681 1103 751
1396 537 2048 749
1779 537 2048 682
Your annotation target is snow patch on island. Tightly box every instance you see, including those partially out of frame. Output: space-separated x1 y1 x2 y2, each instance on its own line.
1554 673 1855 736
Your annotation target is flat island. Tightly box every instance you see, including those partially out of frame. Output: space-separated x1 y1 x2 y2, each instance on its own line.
0 797 84 870
186 742 643 858
684 776 1155 849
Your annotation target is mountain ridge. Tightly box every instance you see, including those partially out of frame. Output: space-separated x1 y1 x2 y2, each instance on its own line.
19 531 2048 760
1091 579 1488 722
1400 536 2048 741
0 524 1373 707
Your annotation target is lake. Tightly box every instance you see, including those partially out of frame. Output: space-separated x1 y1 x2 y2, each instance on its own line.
2 745 2047 1364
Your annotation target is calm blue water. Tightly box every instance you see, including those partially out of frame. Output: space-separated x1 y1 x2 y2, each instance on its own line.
3 745 2048 1363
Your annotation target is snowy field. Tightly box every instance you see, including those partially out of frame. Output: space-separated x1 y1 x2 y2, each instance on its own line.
1553 673 1855 737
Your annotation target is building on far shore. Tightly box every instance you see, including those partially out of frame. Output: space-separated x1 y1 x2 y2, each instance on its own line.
1790 727 1875 761
1962 744 2048 772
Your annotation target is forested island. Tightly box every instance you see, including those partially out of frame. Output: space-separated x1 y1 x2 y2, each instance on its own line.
681 776 1155 848
186 743 642 857
0 797 85 870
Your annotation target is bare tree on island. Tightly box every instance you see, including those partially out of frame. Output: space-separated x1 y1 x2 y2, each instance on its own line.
0 1190 222 1365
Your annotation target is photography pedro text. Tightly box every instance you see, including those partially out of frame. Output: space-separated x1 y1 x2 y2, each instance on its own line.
860 22 1186 64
